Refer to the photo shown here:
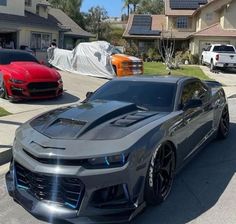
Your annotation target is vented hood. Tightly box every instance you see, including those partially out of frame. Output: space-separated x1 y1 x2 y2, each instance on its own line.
30 100 161 140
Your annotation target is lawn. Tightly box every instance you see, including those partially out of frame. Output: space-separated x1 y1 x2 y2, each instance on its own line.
144 62 210 80
0 107 11 117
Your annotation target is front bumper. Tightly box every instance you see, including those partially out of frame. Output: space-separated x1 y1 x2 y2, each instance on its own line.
6 156 146 223
7 81 63 100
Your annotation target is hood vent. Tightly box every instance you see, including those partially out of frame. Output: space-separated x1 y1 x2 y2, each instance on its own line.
43 118 87 139
112 111 158 127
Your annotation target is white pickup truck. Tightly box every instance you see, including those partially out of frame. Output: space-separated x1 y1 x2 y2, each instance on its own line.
201 44 236 71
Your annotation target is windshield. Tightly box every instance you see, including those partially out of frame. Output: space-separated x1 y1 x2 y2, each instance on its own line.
0 51 39 64
89 80 176 112
213 45 235 53
112 48 122 55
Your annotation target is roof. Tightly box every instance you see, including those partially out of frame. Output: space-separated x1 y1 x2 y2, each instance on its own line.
49 8 94 38
165 0 211 16
191 23 236 37
113 75 192 84
0 11 58 30
123 14 166 39
193 0 232 16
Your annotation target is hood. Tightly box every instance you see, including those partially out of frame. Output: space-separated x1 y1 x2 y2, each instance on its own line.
3 62 60 80
30 100 166 140
112 54 142 63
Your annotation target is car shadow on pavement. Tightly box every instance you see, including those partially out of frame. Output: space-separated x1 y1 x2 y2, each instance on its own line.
0 148 12 166
132 122 236 224
20 91 80 106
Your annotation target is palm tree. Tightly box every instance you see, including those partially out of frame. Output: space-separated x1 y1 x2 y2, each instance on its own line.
123 0 131 15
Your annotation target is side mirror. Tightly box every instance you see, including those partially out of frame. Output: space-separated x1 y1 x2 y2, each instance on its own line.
40 60 45 65
183 99 202 110
86 91 93 99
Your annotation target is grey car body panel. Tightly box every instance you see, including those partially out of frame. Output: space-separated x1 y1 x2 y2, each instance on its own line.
6 76 227 223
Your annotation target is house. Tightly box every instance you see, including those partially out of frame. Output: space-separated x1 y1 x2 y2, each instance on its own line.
0 0 93 59
123 0 236 56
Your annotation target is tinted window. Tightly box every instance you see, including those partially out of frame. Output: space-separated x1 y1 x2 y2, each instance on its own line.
213 45 235 53
89 80 176 112
180 81 208 108
0 51 39 64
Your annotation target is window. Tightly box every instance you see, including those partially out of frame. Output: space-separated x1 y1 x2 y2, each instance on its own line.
213 45 235 53
205 13 213 21
25 0 32 7
89 81 177 112
31 32 52 50
0 0 6 6
176 16 188 29
180 81 208 108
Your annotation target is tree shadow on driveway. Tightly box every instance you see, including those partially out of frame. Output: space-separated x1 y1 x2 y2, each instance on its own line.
133 123 236 224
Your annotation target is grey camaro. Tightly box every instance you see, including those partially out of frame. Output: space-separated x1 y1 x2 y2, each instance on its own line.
6 76 229 223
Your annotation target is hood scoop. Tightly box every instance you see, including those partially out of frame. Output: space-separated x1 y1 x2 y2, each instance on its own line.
43 118 87 139
30 100 140 139
112 111 158 127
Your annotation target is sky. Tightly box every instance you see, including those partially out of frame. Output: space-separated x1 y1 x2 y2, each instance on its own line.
81 0 124 17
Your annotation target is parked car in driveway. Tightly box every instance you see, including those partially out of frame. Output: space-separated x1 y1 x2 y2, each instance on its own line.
201 44 236 70
0 50 63 102
6 76 229 223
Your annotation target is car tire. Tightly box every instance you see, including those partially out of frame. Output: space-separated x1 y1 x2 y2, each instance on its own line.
217 106 230 139
144 142 175 206
0 82 8 99
201 56 205 65
210 60 215 71
113 65 117 75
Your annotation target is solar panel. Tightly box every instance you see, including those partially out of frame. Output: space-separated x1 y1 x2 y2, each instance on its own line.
129 15 161 36
170 0 208 10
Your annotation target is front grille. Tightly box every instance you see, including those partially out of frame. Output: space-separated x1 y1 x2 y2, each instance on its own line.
28 82 59 97
15 162 84 209
28 82 58 90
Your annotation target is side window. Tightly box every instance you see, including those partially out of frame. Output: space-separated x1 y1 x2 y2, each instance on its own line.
180 81 208 108
206 46 211 51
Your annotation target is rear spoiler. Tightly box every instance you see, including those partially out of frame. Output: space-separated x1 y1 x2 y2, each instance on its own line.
204 80 223 88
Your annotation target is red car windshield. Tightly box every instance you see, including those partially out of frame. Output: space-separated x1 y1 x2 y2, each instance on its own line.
0 51 39 65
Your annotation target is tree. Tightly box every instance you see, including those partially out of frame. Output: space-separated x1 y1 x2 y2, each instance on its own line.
48 0 85 28
123 0 131 15
85 6 111 40
137 0 164 14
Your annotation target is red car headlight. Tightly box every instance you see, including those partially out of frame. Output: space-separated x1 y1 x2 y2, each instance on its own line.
58 78 63 84
9 79 26 84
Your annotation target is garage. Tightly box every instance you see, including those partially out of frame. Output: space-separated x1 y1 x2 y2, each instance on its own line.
0 28 18 49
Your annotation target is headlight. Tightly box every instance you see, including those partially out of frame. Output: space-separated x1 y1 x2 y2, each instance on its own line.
9 79 26 84
58 78 63 84
86 154 128 169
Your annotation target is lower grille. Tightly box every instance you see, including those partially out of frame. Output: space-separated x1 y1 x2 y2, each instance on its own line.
15 162 84 209
28 82 58 97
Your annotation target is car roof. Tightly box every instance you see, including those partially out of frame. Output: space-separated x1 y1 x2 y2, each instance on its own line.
112 75 197 84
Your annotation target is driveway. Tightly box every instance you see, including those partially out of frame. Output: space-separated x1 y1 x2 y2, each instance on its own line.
0 71 107 151
1 70 236 224
200 66 236 98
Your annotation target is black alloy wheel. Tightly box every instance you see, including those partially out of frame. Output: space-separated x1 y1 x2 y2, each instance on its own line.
145 143 176 205
218 106 230 139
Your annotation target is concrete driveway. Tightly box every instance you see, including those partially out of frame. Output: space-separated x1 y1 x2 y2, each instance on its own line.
0 70 236 224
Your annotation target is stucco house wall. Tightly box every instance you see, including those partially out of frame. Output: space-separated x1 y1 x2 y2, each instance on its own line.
0 0 24 16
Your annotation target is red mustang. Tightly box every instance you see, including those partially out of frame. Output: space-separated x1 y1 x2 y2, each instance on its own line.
0 50 63 101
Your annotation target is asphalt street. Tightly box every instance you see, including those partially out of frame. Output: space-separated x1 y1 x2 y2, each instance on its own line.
0 69 236 224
